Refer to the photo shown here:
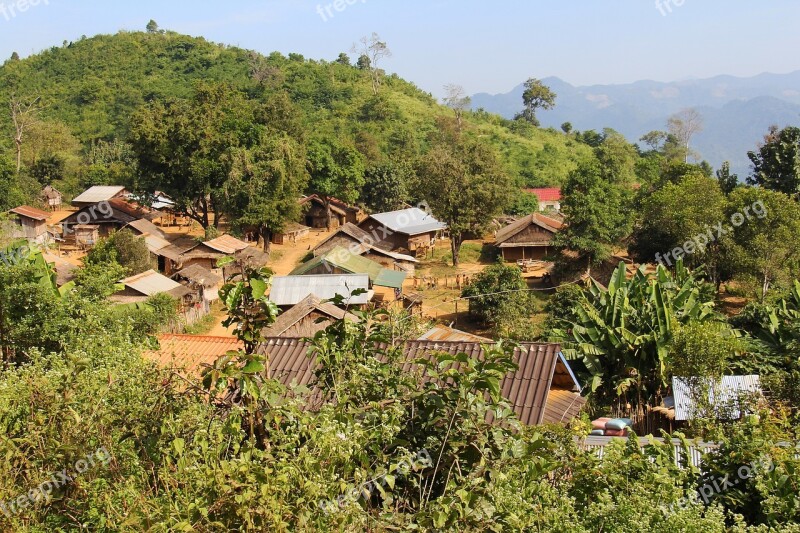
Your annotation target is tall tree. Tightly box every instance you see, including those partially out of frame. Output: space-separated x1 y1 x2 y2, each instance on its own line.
417 121 512 266
130 83 254 229
307 139 365 229
747 125 800 196
515 78 556 126
222 135 308 253
361 162 411 213
442 84 471 130
628 172 727 284
667 108 704 163
723 187 800 299
716 161 739 195
555 161 632 275
352 33 391 95
8 94 43 172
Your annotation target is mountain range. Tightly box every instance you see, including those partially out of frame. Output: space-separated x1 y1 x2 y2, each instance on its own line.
472 72 800 178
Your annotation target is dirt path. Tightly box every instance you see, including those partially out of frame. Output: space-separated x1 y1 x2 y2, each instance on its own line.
267 228 333 275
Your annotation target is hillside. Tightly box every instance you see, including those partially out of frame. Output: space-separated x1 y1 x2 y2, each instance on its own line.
472 72 800 177
0 31 592 193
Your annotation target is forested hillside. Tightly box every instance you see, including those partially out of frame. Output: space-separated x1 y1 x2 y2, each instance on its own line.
0 30 591 198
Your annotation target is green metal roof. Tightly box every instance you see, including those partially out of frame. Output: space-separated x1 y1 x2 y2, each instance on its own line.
289 246 407 290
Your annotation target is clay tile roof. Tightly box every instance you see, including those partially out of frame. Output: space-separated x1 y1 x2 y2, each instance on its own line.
9 205 49 221
525 188 562 202
144 335 243 373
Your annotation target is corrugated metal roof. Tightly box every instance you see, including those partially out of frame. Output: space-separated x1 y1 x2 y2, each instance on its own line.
263 294 359 337
9 205 50 221
203 234 250 254
293 247 407 289
673 375 762 421
258 339 575 426
269 275 371 306
174 264 223 287
120 269 184 297
125 219 167 240
142 234 172 254
72 185 126 205
313 223 419 263
368 208 447 236
577 436 717 469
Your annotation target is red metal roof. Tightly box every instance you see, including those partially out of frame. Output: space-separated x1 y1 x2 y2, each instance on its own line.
9 205 50 221
525 188 562 202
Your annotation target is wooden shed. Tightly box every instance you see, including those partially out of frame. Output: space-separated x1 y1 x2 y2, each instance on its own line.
359 208 447 256
271 223 311 245
74 225 100 249
299 194 361 229
263 294 359 337
8 205 50 243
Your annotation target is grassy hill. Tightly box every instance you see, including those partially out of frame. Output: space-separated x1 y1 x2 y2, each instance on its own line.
0 31 592 195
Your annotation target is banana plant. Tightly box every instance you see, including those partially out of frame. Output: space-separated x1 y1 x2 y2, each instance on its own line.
551 260 719 403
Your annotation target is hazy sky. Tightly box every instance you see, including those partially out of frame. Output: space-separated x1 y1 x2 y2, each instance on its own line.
2 0 799 97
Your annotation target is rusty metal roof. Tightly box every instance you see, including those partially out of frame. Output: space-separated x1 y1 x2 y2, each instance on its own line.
203 234 251 254
258 339 576 426
9 205 50 221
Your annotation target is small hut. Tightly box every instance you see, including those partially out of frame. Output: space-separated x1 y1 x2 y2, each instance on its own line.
41 186 63 210
74 225 100 249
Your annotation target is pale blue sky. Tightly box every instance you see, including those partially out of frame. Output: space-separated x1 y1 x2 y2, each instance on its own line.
2 0 799 96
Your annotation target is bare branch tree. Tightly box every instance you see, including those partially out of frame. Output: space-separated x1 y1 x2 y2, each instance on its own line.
9 94 44 173
352 33 392 95
668 108 704 163
443 84 471 130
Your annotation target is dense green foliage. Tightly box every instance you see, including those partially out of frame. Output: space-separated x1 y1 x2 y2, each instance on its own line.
0 30 593 212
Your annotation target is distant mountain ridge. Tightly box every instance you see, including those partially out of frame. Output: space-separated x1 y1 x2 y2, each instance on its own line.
472 72 800 177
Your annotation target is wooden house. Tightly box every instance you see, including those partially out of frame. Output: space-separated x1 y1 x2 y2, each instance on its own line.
61 199 161 240
263 294 359 337
172 264 223 303
494 213 563 262
299 194 361 229
313 223 419 275
359 208 446 256
271 223 311 245
7 205 50 244
41 186 63 210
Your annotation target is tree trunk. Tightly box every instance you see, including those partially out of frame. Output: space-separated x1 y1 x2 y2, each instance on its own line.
450 233 462 267
14 140 21 173
324 196 333 231
261 227 272 254
210 195 220 229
